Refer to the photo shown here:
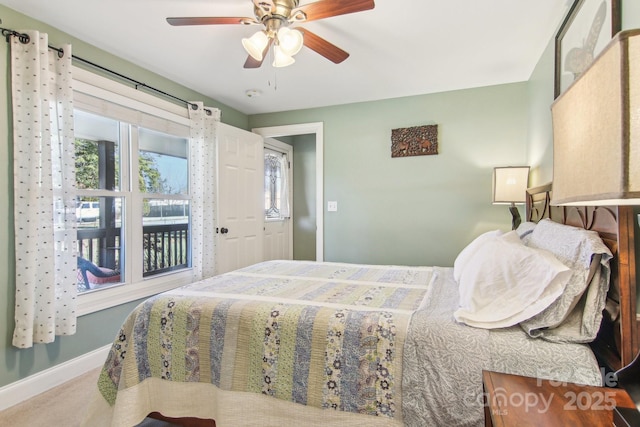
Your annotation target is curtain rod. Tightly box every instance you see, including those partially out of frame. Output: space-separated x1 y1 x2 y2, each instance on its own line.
1 24 215 115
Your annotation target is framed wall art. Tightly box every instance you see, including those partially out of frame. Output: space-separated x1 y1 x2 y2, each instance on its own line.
391 124 438 158
554 0 621 98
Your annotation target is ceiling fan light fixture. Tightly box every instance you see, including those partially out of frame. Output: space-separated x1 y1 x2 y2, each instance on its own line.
168 0 376 69
273 45 295 67
242 30 269 61
277 27 303 56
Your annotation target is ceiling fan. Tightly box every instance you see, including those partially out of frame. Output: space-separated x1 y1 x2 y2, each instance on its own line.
167 0 375 68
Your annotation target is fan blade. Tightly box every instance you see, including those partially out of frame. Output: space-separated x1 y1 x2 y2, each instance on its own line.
167 17 256 26
299 27 349 64
293 0 374 23
244 54 264 69
244 38 274 69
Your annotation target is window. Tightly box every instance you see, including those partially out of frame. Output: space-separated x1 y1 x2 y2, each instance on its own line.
264 148 290 220
73 67 193 314
138 128 189 277
74 110 124 293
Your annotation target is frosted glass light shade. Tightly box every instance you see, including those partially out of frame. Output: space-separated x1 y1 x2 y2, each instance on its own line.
277 27 303 56
242 31 269 61
273 45 295 68
493 166 530 204
551 29 640 206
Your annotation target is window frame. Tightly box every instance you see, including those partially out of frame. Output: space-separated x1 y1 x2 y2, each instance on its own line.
264 148 288 220
73 67 194 316
263 139 293 224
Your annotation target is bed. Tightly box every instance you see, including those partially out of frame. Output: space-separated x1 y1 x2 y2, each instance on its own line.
83 184 638 427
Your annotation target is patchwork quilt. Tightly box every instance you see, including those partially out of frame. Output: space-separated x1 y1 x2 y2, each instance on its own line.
98 261 433 423
92 260 601 427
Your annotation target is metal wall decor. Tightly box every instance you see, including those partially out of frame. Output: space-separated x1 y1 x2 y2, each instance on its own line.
391 124 438 158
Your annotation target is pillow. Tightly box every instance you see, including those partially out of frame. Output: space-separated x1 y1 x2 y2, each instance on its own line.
76 267 120 289
515 221 536 244
453 229 502 282
454 231 572 329
519 219 612 343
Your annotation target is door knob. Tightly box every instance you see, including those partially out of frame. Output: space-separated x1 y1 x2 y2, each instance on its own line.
220 227 229 234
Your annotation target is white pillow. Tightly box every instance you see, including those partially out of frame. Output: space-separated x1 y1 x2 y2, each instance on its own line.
453 229 502 282
454 231 572 329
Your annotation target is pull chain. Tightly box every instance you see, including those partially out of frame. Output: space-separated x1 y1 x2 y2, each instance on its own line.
267 43 278 91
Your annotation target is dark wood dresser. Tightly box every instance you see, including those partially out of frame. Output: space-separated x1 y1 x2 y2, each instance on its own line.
482 370 637 426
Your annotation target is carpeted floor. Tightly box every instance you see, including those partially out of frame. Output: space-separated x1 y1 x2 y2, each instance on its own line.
0 368 179 427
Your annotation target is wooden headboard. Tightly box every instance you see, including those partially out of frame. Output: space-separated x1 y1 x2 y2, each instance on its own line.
526 183 638 371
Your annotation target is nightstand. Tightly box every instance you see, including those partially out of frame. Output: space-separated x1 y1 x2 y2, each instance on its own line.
482 370 637 426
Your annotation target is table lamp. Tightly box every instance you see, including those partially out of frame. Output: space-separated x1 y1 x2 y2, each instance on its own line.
551 29 640 425
492 166 530 229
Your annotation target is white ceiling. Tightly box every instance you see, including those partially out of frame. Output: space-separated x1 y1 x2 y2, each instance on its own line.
0 0 571 115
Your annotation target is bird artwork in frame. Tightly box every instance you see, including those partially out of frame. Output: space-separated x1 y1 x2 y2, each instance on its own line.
554 0 621 98
391 124 438 158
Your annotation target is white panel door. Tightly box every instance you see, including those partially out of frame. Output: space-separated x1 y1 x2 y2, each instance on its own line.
216 122 264 274
264 219 290 260
263 140 293 261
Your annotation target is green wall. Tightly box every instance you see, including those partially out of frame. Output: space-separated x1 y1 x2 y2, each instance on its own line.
525 26 556 186
291 134 317 261
250 83 529 266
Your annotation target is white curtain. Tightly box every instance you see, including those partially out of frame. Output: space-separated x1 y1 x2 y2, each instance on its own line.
11 31 77 348
279 153 290 218
189 103 220 280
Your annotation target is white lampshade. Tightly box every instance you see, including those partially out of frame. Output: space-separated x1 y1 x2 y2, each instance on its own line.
551 29 640 206
242 31 269 61
273 45 295 68
277 27 303 56
493 166 530 204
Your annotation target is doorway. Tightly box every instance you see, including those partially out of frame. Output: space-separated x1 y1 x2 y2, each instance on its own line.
263 138 293 261
252 123 324 262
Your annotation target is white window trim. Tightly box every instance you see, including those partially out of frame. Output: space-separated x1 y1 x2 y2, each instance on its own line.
72 67 190 125
73 66 195 316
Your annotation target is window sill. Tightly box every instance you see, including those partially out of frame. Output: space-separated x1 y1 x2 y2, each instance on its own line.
77 269 194 316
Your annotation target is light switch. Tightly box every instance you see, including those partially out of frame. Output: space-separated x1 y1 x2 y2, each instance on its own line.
328 201 338 212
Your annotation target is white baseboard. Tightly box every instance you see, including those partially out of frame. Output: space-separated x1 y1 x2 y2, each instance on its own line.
0 344 110 412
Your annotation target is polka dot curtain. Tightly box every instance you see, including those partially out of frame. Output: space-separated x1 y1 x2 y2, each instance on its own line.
188 103 220 281
11 31 77 348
